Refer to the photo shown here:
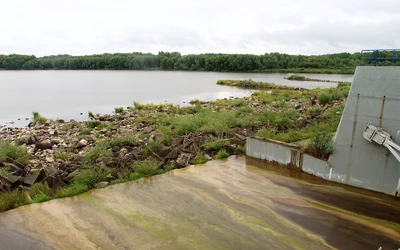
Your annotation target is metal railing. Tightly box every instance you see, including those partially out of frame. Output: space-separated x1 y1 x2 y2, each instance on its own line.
360 49 400 66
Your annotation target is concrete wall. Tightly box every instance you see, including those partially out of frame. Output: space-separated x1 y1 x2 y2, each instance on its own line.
247 137 330 178
329 66 400 195
247 137 303 168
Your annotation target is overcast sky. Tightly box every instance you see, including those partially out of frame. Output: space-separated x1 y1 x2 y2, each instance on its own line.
1 0 399 56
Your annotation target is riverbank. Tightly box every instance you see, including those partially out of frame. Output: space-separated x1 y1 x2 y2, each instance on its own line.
0 80 350 212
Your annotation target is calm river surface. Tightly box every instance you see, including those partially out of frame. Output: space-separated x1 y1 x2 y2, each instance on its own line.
0 156 399 250
0 71 353 126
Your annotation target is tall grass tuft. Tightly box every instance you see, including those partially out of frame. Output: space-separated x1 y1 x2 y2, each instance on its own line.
133 159 158 176
304 130 334 159
0 140 31 165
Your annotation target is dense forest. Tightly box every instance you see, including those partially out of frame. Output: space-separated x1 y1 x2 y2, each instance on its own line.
0 51 398 73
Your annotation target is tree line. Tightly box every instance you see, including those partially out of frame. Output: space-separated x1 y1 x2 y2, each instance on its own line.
0 51 397 72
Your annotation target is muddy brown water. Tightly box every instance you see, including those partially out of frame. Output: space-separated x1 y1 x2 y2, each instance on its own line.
0 156 399 250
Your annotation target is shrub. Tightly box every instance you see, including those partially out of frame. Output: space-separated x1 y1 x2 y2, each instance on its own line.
74 167 112 187
231 99 248 107
318 93 333 105
203 136 230 151
32 111 47 123
109 134 138 147
304 130 334 159
114 107 124 113
0 191 27 212
190 152 208 164
29 182 52 200
82 141 113 165
133 159 158 176
215 149 229 159
87 120 101 128
164 164 176 171
189 99 206 105
0 140 31 165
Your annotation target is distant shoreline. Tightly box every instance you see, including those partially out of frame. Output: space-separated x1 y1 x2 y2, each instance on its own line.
0 68 355 74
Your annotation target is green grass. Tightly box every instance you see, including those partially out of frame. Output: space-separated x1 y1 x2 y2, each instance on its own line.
215 149 229 159
203 136 230 151
82 134 137 165
133 159 159 176
190 152 208 164
29 182 52 200
0 191 27 212
81 128 92 135
73 167 112 187
318 93 333 105
32 111 47 123
114 107 124 113
87 120 102 128
0 166 11 175
55 184 89 199
304 130 334 159
217 79 300 90
0 140 31 165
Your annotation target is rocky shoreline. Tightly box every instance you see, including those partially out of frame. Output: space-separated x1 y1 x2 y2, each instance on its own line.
0 106 248 193
0 80 350 211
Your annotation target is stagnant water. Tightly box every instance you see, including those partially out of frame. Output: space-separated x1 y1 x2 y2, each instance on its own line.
0 156 399 249
0 71 353 126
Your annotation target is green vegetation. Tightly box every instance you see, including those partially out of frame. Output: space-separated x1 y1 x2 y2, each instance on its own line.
81 128 92 135
114 107 124 113
74 167 112 187
203 136 230 151
0 140 30 165
28 182 52 201
286 74 341 83
83 134 137 165
215 149 229 159
32 111 47 123
0 51 383 73
191 152 208 164
286 75 308 81
133 159 158 176
54 152 71 161
0 191 27 212
304 130 334 160
55 184 89 199
217 79 300 90
318 93 334 105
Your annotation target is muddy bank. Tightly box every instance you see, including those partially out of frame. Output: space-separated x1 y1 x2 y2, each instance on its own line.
0 156 399 249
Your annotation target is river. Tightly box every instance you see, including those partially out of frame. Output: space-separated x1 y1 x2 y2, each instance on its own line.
0 71 353 127
0 156 398 249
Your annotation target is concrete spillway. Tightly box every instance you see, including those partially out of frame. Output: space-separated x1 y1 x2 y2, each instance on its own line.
329 66 400 195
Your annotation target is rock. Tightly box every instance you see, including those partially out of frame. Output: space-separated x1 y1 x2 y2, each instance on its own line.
205 154 212 161
46 157 54 163
77 139 88 148
164 148 178 159
176 153 192 167
94 181 109 188
36 139 53 151
19 135 37 145
0 174 22 188
51 139 61 145
49 129 58 136
158 147 172 158
22 169 46 186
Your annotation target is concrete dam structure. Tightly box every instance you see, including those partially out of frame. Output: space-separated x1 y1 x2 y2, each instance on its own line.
329 66 400 195
247 63 400 196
